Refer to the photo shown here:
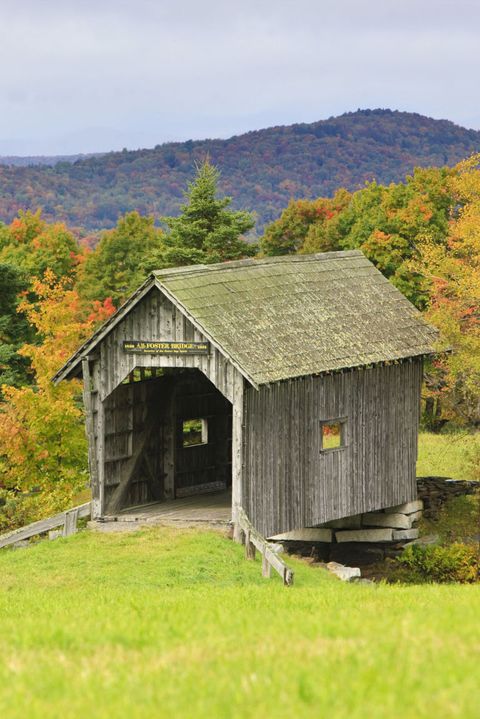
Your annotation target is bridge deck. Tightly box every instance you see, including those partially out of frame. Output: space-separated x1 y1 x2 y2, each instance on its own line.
92 490 232 531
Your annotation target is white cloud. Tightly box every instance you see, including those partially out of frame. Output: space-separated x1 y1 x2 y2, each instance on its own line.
0 0 478 153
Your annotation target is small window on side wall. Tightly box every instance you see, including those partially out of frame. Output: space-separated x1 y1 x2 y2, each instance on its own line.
320 418 347 452
182 418 208 447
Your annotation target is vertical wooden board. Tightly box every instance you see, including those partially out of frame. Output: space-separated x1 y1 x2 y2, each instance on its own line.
118 318 126 388
92 360 105 517
141 296 151 370
224 362 233 404
63 507 79 537
232 370 244 541
97 287 242 404
81 358 99 515
184 320 194 342
243 359 424 538
164 297 174 341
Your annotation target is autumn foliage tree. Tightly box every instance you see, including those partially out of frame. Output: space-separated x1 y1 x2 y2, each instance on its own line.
414 156 480 426
261 168 455 309
0 210 86 394
0 263 32 389
261 190 350 256
0 271 115 528
261 161 480 429
0 209 83 281
76 211 165 306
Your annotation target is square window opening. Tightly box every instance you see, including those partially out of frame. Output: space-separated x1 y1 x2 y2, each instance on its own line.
182 418 208 447
320 420 346 451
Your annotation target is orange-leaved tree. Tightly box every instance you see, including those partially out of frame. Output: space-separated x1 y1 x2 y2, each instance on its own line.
0 270 115 528
0 209 84 281
413 155 480 427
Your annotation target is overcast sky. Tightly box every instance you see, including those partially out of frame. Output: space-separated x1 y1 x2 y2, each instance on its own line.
0 0 479 155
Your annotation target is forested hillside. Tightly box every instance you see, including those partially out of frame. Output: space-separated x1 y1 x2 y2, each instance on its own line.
0 109 479 232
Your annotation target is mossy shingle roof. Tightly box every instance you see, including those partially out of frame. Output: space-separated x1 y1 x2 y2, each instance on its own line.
53 251 439 387
153 250 438 385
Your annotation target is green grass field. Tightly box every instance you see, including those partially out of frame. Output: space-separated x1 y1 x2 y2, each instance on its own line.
417 430 478 479
0 430 478 718
1 527 479 719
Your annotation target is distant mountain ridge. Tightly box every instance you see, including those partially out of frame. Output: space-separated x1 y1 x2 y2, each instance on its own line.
0 109 478 232
0 152 103 167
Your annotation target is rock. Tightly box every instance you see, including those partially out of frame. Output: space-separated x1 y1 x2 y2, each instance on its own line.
335 528 394 543
387 499 423 514
270 528 332 542
323 514 363 529
392 528 419 541
409 511 423 523
326 561 361 581
12 540 30 549
403 533 440 547
48 530 63 541
362 513 412 529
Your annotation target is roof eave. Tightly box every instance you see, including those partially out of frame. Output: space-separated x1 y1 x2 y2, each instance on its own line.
51 272 260 391
252 349 441 387
51 275 157 385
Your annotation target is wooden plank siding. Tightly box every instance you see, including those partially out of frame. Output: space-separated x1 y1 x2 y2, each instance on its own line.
243 359 423 538
98 287 243 404
80 286 245 516
100 369 234 515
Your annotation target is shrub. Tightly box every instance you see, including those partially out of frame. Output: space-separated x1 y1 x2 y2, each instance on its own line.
0 489 35 533
399 543 479 584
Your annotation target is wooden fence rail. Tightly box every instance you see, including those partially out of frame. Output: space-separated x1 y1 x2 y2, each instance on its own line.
0 502 91 550
237 507 294 586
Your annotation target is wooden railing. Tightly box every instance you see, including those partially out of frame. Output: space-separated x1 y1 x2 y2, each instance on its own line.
0 502 91 550
236 507 294 586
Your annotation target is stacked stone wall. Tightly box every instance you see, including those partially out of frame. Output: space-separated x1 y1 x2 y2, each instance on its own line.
280 477 480 565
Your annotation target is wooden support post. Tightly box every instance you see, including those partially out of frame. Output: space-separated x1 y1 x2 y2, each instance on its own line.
232 371 244 543
262 553 272 578
94 360 105 518
0 503 91 549
82 358 102 519
163 384 176 500
63 507 79 537
244 529 256 560
237 507 294 586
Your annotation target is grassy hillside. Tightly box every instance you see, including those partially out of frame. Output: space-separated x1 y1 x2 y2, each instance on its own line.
417 431 479 479
0 527 479 718
0 109 479 232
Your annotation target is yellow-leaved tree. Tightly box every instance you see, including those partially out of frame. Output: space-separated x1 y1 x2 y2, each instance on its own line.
414 155 480 434
0 271 115 529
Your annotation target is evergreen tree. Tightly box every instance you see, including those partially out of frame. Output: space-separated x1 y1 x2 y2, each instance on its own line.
161 160 257 266
0 263 32 390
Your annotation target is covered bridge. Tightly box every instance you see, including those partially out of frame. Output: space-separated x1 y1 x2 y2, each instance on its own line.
53 250 438 539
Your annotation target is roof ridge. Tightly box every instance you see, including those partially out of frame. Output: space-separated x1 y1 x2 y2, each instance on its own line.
152 250 364 280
